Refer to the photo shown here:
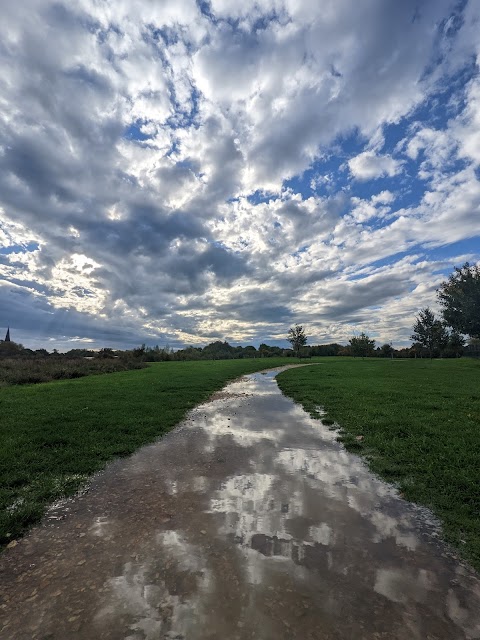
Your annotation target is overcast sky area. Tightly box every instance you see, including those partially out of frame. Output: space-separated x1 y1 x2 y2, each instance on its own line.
1 0 479 351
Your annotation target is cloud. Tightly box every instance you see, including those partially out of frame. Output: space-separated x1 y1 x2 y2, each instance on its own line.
348 152 403 181
0 0 479 350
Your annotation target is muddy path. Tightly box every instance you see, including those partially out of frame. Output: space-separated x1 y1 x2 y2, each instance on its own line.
1 366 480 639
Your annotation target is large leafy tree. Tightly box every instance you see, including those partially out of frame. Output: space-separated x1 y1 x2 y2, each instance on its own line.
438 262 480 338
411 307 448 359
349 332 375 358
287 324 307 357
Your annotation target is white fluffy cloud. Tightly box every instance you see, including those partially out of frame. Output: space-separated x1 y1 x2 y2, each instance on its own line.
0 0 479 349
348 152 403 181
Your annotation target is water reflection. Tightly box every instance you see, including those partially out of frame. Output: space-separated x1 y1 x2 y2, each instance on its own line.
204 371 423 566
95 531 214 640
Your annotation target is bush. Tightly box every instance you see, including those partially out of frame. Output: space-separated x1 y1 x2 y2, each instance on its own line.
0 357 146 386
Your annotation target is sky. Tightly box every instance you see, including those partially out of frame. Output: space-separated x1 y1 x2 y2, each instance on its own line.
0 0 479 351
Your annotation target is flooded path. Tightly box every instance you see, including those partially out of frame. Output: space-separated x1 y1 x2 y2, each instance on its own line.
1 366 480 639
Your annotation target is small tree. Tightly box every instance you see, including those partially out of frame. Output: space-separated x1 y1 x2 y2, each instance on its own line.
349 332 375 358
438 262 480 339
411 307 448 359
380 343 394 358
287 325 307 358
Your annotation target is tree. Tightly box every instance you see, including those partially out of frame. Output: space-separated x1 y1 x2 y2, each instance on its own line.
466 337 480 358
0 340 25 358
410 342 427 359
132 344 147 359
310 343 342 356
411 307 448 359
438 262 480 338
97 347 116 359
287 325 307 357
243 346 257 359
379 343 394 358
446 330 466 358
259 343 283 357
349 332 375 358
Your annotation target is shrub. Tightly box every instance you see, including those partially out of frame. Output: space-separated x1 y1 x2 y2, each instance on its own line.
0 357 146 386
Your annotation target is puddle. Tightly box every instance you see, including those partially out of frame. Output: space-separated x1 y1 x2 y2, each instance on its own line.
1 366 480 639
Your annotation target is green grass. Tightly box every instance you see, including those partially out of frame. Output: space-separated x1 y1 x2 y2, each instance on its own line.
0 357 294 546
277 357 480 570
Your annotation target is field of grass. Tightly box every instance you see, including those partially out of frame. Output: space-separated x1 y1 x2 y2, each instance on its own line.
0 358 295 547
276 357 480 570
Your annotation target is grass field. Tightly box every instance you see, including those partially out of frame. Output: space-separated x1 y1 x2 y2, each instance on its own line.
0 357 293 547
276 357 480 570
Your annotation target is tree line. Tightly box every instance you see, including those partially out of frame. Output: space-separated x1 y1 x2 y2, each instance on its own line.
0 337 342 362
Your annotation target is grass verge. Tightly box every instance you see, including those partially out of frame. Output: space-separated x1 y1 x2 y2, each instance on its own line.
0 357 294 547
276 357 480 570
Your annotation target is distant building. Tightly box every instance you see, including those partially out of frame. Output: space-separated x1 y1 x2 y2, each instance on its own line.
4 327 10 342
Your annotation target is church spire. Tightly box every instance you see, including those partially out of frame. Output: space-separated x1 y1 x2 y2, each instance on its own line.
5 327 10 342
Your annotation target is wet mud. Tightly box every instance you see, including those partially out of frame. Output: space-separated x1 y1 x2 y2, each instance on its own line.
1 366 480 639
